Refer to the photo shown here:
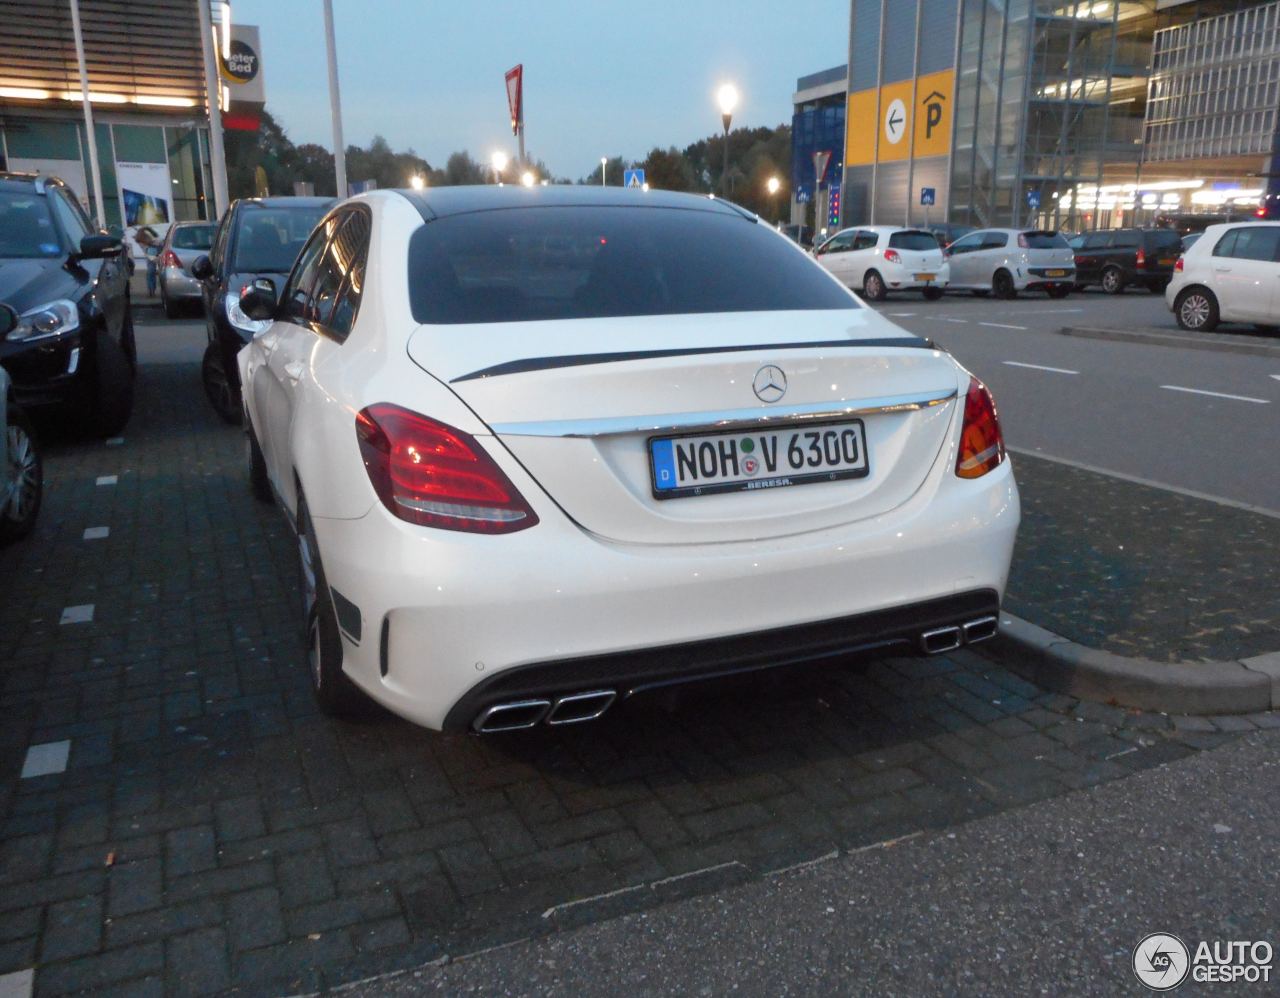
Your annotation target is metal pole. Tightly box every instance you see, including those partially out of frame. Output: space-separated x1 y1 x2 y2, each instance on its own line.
323 0 348 197
197 0 229 218
68 0 106 228
721 114 731 195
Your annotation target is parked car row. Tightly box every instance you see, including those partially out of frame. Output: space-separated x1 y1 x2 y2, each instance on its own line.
812 225 1076 300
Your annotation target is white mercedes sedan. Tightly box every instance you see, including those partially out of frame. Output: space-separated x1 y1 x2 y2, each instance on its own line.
236 187 1019 733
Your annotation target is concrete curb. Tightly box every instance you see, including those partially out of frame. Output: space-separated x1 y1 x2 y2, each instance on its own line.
990 613 1280 716
1057 325 1280 359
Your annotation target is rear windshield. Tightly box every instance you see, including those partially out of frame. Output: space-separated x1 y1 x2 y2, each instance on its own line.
0 190 63 258
888 230 939 251
406 206 857 324
1021 231 1069 249
1145 229 1183 251
230 206 329 273
173 224 214 250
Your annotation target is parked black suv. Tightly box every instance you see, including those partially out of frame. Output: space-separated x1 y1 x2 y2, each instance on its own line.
0 173 135 435
193 196 335 423
1069 227 1183 294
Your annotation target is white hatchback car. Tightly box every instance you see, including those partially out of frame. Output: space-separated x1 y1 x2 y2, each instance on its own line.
814 226 949 300
1166 221 1280 331
944 228 1075 298
237 187 1019 733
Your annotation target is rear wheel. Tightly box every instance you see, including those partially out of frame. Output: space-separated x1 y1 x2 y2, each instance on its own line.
246 419 272 503
862 270 887 301
1101 266 1126 295
202 342 242 425
1046 286 1071 299
922 287 944 301
297 496 366 717
992 269 1017 300
1174 287 1219 332
162 290 180 319
85 332 134 438
1 407 41 544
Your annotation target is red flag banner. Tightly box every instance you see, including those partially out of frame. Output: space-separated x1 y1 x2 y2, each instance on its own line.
505 65 523 136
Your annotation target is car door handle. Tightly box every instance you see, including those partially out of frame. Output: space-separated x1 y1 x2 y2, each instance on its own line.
1214 267 1232 273
283 360 306 383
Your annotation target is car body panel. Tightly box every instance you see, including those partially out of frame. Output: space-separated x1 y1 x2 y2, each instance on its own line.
814 226 949 295
1165 221 1280 325
945 228 1075 292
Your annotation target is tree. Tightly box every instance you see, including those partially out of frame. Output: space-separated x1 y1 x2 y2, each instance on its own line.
580 156 628 186
444 151 488 186
640 147 695 191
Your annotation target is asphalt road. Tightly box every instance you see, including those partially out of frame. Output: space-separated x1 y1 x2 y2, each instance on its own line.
868 290 1280 512
361 727 1280 997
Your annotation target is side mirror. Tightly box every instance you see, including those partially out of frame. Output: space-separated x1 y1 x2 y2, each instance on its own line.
191 255 213 280
0 303 17 338
240 278 278 321
75 234 121 260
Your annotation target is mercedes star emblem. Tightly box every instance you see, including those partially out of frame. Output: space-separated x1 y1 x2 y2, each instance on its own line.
753 365 787 403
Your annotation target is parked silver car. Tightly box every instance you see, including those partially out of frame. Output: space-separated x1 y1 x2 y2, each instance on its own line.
158 221 216 318
944 228 1076 299
0 308 43 543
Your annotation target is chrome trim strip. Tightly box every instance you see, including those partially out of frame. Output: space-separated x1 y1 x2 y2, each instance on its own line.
489 388 958 439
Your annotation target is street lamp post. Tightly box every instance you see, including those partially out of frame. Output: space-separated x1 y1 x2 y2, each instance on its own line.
491 151 508 185
601 157 607 188
717 83 738 196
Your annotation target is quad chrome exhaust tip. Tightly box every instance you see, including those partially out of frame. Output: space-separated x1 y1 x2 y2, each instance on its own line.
473 689 617 733
919 617 1000 655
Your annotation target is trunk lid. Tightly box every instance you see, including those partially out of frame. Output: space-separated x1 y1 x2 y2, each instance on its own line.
408 309 963 545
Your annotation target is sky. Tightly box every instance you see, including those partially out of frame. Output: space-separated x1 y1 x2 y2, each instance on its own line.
233 0 848 180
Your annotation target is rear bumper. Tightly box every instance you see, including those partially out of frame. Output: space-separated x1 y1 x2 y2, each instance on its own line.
161 270 201 299
310 452 1020 732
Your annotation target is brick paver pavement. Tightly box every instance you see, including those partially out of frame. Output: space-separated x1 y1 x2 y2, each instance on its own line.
1 351 1267 996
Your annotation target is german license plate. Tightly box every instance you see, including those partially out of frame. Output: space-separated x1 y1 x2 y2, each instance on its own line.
1158 258 1175 266
650 420 869 499
1045 269 1066 277
914 272 936 282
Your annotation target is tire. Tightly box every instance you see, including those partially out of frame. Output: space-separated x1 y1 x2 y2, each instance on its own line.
1101 266 1125 295
121 303 137 372
246 419 272 503
1174 287 1219 332
202 342 243 425
162 291 180 319
992 270 1017 300
922 287 944 301
297 496 366 717
85 332 134 438
862 270 887 301
1046 286 1071 299
0 406 42 544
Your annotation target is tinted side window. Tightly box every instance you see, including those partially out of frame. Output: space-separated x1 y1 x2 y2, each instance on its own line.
852 231 879 251
949 233 983 254
1111 230 1139 249
1229 226 1280 262
282 227 330 323
50 190 90 243
982 232 1009 249
329 210 370 338
1213 230 1240 258
1082 232 1110 250
819 232 853 253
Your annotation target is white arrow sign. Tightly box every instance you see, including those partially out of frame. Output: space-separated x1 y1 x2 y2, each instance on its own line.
884 98 907 145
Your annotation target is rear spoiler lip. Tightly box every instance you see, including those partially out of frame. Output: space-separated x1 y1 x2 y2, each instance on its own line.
450 336 937 383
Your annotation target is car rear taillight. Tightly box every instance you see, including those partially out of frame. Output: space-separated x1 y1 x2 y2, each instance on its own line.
955 377 1006 480
1174 257 1184 272
884 249 901 263
1017 233 1029 248
161 250 181 269
355 404 539 533
1136 247 1146 269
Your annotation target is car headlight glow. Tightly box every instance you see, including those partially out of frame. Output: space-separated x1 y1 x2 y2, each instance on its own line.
226 290 271 336
6 299 80 343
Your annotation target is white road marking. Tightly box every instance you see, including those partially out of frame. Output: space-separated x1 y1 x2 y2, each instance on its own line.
981 322 1029 330
1271 374 1280 381
1160 385 1269 404
937 317 969 323
0 969 34 998
60 604 94 625
886 312 916 317
1008 447 1280 520
21 741 70 778
83 526 110 541
96 475 117 486
1003 361 1079 374
104 437 124 446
